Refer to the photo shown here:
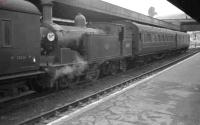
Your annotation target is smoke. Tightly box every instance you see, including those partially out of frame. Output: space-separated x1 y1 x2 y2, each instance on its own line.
51 55 88 86
148 6 157 17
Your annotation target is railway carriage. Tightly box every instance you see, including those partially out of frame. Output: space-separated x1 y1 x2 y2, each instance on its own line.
0 0 41 80
176 31 190 50
114 21 183 57
137 26 177 55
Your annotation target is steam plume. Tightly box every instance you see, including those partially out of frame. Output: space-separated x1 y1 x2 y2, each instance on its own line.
51 55 88 87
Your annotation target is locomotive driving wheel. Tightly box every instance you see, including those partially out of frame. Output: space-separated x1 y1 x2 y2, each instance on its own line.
30 74 51 92
86 69 100 81
55 77 69 89
153 53 165 60
54 75 78 89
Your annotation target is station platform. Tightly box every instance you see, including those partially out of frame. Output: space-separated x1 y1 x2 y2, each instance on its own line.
49 53 200 125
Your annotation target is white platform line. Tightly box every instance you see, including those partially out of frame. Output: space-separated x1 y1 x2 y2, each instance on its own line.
48 52 199 125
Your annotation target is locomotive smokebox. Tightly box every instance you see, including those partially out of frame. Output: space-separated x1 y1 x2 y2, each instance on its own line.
41 0 53 24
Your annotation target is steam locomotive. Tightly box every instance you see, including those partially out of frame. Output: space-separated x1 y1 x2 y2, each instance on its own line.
0 0 190 95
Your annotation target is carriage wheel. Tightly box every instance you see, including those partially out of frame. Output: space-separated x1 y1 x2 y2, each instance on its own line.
110 63 118 75
120 60 128 72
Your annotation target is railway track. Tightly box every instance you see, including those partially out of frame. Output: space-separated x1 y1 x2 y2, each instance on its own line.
17 50 200 125
0 90 54 115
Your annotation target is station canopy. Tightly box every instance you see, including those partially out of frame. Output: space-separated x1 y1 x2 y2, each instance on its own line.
167 0 200 22
28 0 180 31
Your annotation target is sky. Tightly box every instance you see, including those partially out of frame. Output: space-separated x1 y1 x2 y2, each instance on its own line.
101 0 184 18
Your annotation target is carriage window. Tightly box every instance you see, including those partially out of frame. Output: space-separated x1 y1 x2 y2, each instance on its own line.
152 34 156 42
167 35 169 41
144 33 148 42
147 33 152 42
173 36 176 41
162 35 164 41
170 35 173 41
144 33 147 42
159 35 161 41
154 34 156 42
164 35 167 42
139 33 142 41
155 34 159 42
2 20 12 47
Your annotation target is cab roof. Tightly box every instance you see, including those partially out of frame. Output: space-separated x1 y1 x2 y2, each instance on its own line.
0 0 40 15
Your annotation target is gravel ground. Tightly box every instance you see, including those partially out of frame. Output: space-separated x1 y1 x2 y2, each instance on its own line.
0 49 199 125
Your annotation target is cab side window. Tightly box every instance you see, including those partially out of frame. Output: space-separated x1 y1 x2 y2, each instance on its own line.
1 20 12 47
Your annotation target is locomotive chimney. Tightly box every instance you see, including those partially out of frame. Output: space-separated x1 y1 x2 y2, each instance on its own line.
41 0 53 24
75 13 87 27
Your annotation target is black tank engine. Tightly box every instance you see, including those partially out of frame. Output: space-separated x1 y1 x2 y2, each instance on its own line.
0 0 190 94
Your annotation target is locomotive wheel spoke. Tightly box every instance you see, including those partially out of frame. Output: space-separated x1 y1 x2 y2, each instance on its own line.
58 78 68 89
54 76 73 90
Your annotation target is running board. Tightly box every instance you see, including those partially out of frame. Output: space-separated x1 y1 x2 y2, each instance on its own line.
0 71 45 82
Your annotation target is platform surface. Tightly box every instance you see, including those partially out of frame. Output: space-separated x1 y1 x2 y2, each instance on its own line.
49 53 200 125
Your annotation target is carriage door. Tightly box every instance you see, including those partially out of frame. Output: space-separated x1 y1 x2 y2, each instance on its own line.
132 30 139 55
121 26 133 57
175 33 178 49
119 27 124 56
0 20 13 75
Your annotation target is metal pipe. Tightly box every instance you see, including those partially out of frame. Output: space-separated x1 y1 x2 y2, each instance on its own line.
41 0 53 24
